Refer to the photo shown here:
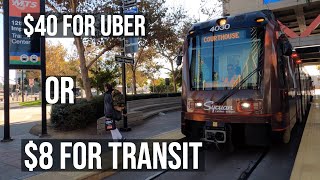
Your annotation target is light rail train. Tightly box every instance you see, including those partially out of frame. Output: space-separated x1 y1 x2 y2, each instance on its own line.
177 10 313 147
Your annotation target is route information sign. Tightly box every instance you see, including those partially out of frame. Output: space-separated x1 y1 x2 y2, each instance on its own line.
115 55 134 64
9 0 41 66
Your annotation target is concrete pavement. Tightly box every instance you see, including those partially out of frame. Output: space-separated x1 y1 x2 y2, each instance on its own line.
290 96 320 180
0 106 52 180
0 106 181 180
0 102 308 180
0 106 51 137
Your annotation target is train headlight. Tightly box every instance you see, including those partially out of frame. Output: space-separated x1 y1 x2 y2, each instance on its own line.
240 102 251 109
217 18 227 26
238 101 261 112
195 102 203 108
255 17 265 23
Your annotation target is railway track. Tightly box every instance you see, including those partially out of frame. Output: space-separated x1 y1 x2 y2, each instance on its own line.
237 147 269 180
144 141 270 180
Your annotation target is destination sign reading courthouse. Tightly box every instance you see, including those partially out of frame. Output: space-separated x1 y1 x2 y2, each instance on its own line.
203 32 240 43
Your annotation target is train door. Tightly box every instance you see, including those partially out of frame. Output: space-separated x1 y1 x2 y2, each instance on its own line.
286 57 300 127
277 35 298 142
283 56 298 135
277 53 291 143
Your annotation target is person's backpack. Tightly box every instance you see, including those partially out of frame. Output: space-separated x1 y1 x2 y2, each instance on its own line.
112 89 125 107
111 89 125 121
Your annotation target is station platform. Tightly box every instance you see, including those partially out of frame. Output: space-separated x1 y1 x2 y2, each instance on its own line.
290 95 320 180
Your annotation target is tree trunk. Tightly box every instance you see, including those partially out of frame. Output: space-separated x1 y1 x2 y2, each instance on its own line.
132 66 137 95
152 78 155 93
170 60 177 92
74 37 93 100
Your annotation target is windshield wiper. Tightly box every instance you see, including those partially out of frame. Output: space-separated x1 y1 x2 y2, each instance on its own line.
215 67 260 105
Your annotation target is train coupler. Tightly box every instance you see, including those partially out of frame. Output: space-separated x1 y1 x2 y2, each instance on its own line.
201 124 234 152
203 129 226 144
202 121 227 144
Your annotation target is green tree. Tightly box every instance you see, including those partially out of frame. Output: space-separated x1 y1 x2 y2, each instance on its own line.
126 67 148 94
45 0 122 100
169 68 182 90
127 47 159 94
46 42 79 76
90 69 119 93
198 0 224 21
89 56 120 93
26 70 40 80
149 78 174 93
45 0 173 100
143 60 162 93
155 7 188 92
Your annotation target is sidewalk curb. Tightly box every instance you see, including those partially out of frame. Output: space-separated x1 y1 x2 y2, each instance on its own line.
0 105 50 110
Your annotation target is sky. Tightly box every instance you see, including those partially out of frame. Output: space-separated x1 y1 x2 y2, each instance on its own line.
0 0 220 83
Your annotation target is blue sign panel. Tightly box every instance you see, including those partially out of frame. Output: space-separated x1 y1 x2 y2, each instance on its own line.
124 6 138 54
125 38 138 53
263 0 281 4
124 6 138 14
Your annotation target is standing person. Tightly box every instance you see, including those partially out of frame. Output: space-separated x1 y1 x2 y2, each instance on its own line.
104 83 125 142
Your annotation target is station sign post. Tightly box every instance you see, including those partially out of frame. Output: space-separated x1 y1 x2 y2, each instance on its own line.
119 0 140 132
2 0 46 142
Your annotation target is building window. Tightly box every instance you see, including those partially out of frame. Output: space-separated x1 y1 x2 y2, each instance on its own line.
263 0 281 4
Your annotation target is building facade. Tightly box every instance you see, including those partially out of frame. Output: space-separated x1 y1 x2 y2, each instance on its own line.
223 0 320 48
223 0 316 16
223 0 320 93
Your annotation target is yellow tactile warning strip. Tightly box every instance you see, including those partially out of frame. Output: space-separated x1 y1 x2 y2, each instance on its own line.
149 128 185 140
26 129 184 180
290 97 320 180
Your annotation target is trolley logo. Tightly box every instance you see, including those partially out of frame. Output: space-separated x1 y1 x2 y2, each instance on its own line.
204 101 234 112
12 0 37 10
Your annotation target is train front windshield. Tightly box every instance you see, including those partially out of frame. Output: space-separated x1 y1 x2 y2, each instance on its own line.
189 27 264 90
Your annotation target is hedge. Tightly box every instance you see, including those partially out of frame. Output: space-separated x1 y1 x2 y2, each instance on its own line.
126 92 181 101
51 93 181 130
51 95 104 130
